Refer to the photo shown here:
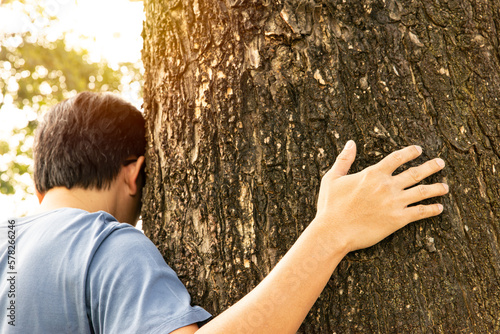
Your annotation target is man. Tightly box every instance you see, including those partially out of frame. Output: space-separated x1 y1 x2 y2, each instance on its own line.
0 91 448 333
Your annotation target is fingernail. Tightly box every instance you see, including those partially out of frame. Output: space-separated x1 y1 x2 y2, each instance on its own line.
443 183 449 192
415 145 422 154
345 140 354 149
437 204 444 212
436 158 445 168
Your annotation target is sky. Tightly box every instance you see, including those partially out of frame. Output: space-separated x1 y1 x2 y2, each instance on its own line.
0 0 145 218
0 0 144 65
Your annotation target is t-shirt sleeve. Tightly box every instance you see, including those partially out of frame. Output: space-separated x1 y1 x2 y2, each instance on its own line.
85 226 212 334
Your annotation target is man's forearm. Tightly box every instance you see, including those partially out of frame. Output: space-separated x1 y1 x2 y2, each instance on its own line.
197 216 348 333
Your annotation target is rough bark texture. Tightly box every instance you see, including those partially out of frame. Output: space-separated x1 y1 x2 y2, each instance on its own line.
141 0 500 331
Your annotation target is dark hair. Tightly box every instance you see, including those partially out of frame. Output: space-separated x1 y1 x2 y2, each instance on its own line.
34 91 146 193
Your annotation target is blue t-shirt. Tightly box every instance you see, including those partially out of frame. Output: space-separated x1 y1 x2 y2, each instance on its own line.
0 208 211 333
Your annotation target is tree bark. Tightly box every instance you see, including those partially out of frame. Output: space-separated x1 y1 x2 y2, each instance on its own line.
141 0 500 331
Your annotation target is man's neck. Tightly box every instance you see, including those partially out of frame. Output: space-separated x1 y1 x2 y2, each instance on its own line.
33 186 119 219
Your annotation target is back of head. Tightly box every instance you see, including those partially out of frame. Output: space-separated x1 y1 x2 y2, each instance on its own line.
34 91 146 194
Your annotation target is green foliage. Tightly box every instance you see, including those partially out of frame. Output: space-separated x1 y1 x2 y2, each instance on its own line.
0 0 143 197
1 36 123 110
0 34 141 195
1 0 26 5
0 141 9 155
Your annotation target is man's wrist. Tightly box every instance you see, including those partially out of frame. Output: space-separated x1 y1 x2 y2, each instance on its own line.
307 215 351 263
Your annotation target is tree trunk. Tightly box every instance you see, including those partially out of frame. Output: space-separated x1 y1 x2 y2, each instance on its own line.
141 0 500 331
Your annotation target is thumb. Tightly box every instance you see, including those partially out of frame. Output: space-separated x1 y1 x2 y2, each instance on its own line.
330 140 356 178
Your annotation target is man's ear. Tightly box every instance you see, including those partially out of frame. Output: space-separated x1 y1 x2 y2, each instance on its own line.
35 189 45 204
124 156 145 196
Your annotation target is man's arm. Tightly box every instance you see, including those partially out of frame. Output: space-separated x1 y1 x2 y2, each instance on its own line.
174 141 448 334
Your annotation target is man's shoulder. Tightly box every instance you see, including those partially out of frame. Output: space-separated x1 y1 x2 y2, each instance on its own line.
3 208 140 259
48 208 145 253
17 207 130 233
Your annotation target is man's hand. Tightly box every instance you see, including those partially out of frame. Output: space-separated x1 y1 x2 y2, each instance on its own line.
197 142 449 334
315 140 449 253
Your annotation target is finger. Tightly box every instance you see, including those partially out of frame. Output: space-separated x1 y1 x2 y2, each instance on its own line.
404 203 444 224
329 140 357 178
376 145 422 175
396 158 446 188
402 183 449 205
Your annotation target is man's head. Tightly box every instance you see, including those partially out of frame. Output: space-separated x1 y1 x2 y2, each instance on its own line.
33 92 146 222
